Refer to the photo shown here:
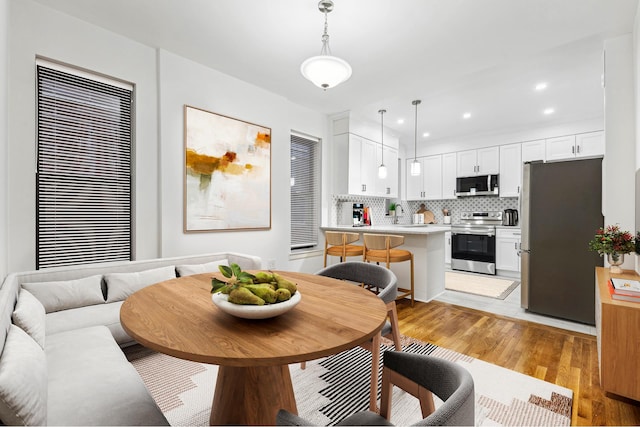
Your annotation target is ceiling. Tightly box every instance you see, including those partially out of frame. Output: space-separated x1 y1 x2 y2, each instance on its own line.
32 0 639 145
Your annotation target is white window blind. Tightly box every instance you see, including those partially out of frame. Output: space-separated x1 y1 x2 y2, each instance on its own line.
290 133 320 250
36 64 133 268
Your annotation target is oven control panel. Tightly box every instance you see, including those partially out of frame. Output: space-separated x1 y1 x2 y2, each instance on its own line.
459 211 502 223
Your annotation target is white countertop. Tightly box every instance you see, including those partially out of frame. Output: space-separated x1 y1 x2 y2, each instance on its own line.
321 224 450 235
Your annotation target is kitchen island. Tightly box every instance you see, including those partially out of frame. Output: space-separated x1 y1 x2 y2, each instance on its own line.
321 224 449 303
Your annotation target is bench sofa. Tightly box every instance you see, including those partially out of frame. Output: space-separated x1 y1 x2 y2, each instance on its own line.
0 252 263 426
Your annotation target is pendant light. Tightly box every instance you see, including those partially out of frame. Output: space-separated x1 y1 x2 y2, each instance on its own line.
378 109 387 179
410 99 422 176
300 0 352 90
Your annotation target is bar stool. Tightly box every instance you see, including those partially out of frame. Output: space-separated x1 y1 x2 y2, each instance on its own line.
362 233 415 307
323 231 364 267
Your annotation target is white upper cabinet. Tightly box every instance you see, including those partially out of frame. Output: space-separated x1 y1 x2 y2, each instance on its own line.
457 146 499 177
442 152 457 199
546 131 604 161
499 143 522 197
332 115 399 198
521 139 546 163
406 155 442 200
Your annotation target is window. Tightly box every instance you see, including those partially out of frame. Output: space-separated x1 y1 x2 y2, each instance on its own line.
290 133 320 250
36 62 133 268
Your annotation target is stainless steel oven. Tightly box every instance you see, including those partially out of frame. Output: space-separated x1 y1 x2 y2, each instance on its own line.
451 211 502 275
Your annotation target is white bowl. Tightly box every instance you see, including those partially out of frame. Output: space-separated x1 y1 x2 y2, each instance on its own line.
211 291 301 319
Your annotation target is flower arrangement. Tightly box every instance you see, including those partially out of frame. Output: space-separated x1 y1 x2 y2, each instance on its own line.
588 225 636 257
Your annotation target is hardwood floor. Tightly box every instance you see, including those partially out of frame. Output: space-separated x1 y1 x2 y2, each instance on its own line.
395 299 640 426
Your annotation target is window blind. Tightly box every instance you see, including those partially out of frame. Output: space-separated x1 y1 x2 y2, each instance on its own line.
36 65 133 268
290 133 320 250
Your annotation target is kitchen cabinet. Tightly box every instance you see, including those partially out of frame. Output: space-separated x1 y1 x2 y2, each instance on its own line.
444 231 451 264
333 132 398 198
496 228 521 272
499 143 522 197
457 146 499 177
545 131 604 161
442 152 457 199
521 139 546 162
406 155 442 200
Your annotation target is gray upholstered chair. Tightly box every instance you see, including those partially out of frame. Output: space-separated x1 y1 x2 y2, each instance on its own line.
305 261 402 411
278 351 475 426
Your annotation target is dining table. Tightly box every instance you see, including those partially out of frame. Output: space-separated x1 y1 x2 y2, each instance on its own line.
120 270 388 426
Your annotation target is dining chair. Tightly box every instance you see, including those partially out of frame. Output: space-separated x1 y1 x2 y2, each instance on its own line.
306 261 402 411
323 231 364 267
278 350 475 426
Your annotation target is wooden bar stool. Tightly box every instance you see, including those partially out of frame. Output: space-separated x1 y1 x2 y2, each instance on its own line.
323 231 364 267
362 233 415 307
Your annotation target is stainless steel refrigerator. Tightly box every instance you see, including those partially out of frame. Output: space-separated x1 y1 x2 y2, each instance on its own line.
520 159 603 325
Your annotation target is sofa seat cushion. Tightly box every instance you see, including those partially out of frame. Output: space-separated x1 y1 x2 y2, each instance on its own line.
22 275 105 313
105 265 176 303
12 289 46 349
0 325 48 426
176 259 229 276
45 301 133 346
46 326 168 426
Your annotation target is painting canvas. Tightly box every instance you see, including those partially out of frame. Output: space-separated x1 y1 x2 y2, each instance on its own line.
184 105 271 232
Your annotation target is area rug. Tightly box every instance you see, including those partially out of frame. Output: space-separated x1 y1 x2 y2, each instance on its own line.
126 335 572 426
445 271 520 299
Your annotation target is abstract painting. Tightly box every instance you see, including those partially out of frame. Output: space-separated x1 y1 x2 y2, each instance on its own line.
184 105 271 232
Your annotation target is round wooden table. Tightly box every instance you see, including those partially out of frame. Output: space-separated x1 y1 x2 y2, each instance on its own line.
120 270 387 426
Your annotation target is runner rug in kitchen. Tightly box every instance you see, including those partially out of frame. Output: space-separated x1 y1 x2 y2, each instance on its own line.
126 335 571 426
445 271 520 299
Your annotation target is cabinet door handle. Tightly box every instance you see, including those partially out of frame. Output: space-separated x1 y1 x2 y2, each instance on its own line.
362 184 366 192
572 146 575 154
386 187 390 194
517 185 520 194
577 144 581 154
514 242 518 250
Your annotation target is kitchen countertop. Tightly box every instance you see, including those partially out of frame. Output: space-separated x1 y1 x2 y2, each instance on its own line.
322 224 450 235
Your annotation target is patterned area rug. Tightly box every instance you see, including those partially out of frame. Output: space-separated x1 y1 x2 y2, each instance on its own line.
445 271 520 299
125 336 572 426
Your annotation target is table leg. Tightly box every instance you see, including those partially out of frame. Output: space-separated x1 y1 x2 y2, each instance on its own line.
209 364 298 426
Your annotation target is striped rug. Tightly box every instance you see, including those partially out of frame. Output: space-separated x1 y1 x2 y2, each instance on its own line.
126 335 572 426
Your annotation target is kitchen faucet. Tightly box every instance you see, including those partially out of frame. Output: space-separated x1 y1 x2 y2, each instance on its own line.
393 205 404 224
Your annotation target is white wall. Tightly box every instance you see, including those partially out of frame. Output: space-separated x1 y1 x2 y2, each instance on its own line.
0 0 8 278
7 0 158 272
635 2 640 273
157 49 327 272
604 34 636 271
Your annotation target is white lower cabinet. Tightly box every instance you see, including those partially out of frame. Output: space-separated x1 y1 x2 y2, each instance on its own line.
496 229 521 272
445 231 451 264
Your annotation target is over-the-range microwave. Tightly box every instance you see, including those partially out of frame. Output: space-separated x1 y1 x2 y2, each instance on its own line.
455 174 499 197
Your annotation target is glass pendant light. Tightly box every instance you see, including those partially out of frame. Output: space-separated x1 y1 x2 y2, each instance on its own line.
300 0 352 90
410 100 422 176
378 109 387 179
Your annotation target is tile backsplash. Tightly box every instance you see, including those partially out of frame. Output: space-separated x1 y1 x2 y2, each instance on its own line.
331 195 519 226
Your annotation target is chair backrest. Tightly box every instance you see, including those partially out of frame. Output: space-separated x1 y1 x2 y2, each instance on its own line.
382 351 475 426
363 234 405 251
315 261 398 304
326 231 360 246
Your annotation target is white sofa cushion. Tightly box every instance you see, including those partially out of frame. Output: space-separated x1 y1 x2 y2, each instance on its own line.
46 301 133 346
0 325 48 426
105 265 176 303
46 326 168 426
12 289 46 349
176 259 228 276
22 274 105 313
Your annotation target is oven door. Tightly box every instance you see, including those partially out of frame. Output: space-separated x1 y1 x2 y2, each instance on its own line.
451 227 496 275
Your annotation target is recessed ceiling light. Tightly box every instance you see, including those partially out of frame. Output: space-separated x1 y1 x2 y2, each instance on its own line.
397 119 404 124
463 112 471 119
535 82 548 91
543 108 555 115
422 132 430 138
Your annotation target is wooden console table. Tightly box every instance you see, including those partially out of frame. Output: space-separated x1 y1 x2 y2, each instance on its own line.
595 267 640 401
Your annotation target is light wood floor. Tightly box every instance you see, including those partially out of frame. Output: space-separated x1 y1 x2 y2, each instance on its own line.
395 299 640 426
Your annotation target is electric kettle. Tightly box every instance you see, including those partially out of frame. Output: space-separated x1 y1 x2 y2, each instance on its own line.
503 209 519 226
